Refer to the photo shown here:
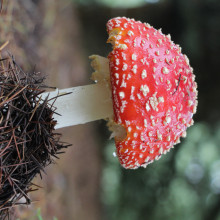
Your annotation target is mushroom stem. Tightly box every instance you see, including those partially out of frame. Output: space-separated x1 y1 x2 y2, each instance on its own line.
41 55 113 129
41 83 113 129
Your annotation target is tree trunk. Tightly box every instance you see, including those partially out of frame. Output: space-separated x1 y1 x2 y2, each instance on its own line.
1 1 103 219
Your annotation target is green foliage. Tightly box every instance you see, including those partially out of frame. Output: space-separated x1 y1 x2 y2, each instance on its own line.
15 209 59 220
36 209 43 220
74 0 160 8
102 123 220 220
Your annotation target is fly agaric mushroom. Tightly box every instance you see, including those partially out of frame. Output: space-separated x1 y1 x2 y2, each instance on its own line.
105 17 198 168
0 17 198 216
42 17 198 169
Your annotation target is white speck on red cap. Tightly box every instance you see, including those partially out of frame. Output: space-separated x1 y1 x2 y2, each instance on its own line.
141 69 147 79
162 67 169 74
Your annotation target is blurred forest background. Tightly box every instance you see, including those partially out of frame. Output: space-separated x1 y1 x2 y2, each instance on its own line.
0 0 220 219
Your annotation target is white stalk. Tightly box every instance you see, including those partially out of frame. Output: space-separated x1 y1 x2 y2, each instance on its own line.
41 55 113 129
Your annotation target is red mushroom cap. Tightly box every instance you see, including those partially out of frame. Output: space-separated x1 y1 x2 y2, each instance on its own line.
107 17 198 169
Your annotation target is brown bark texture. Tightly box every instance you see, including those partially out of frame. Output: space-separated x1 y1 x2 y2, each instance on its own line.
0 1 102 220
